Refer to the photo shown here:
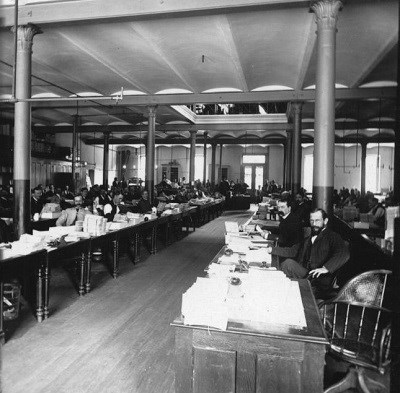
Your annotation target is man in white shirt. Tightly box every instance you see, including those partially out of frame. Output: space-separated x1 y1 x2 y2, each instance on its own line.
56 195 89 226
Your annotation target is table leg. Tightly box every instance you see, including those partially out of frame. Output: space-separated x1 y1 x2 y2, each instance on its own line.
134 233 141 263
36 267 44 322
112 239 119 278
151 226 157 254
0 281 4 345
44 264 50 319
78 252 86 295
85 250 92 293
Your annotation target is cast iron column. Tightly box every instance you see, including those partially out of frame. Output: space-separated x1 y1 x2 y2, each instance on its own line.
219 143 223 182
189 130 196 184
360 142 367 197
103 131 110 189
145 106 156 201
292 102 303 195
311 0 342 215
71 115 80 192
203 131 208 186
285 130 293 191
211 142 217 186
13 24 41 238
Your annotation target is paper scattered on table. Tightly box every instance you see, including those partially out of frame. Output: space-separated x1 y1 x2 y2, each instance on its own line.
218 254 240 265
182 270 306 330
225 221 240 234
182 277 229 330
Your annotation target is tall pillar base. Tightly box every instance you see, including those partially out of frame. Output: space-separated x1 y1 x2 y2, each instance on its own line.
13 179 31 238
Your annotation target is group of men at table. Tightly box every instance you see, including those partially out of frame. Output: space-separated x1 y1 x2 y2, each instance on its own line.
264 194 350 300
30 187 155 227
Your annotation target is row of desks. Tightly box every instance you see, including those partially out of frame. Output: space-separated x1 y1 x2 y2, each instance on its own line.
171 245 328 393
0 200 225 344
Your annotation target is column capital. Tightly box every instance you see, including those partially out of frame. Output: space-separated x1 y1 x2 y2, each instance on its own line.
189 129 197 136
292 102 303 115
147 105 157 117
203 131 208 138
12 24 42 52
311 0 342 30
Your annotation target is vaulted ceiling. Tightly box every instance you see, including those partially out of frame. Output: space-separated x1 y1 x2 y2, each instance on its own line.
0 0 398 146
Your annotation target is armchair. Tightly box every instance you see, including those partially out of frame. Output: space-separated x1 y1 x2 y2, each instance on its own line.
320 269 392 393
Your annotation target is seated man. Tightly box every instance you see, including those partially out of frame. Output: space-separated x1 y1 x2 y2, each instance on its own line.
137 190 153 214
367 197 385 228
104 191 124 221
31 186 44 217
56 194 89 226
268 196 304 260
280 208 349 299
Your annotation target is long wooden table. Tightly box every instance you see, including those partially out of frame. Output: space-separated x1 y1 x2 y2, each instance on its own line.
172 278 328 393
1 200 224 343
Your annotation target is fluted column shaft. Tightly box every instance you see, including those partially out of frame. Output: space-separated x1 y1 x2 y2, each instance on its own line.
145 106 156 201
203 131 208 186
292 102 303 194
103 131 110 188
13 24 41 238
211 142 217 186
189 130 196 184
311 0 342 215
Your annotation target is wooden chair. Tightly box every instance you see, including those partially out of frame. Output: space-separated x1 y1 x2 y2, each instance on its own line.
320 269 392 393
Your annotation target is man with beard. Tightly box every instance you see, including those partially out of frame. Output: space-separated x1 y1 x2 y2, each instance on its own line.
56 194 89 226
280 208 349 299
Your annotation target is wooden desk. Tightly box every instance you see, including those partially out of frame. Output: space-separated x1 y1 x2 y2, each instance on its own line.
172 279 327 393
0 249 47 343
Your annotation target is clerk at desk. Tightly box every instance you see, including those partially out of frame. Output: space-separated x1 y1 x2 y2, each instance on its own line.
56 194 89 226
280 208 349 299
31 186 44 217
137 190 153 214
268 196 304 260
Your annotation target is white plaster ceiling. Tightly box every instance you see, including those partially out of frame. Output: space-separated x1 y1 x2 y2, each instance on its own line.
0 0 398 145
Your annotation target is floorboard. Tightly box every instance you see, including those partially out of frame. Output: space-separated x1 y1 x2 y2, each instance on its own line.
2 210 253 393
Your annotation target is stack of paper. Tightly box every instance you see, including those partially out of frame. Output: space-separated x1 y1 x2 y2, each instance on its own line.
225 221 240 234
11 233 46 254
241 249 271 266
83 215 107 236
182 277 229 330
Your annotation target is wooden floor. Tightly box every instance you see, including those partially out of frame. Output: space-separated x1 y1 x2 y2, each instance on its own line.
2 210 253 393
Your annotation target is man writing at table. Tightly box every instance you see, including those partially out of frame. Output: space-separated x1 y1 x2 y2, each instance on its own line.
280 208 349 299
56 194 89 226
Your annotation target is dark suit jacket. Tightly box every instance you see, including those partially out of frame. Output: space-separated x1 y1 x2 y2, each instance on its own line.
31 197 44 215
137 198 152 214
297 228 349 273
271 212 303 259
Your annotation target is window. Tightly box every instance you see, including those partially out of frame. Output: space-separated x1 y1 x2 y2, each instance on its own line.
255 166 264 190
138 153 146 181
366 155 381 193
243 155 266 164
195 155 204 181
303 154 313 193
244 166 253 189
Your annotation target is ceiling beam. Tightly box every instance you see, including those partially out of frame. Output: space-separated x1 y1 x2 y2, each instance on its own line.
32 119 395 134
14 87 396 107
82 134 394 146
0 0 310 28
